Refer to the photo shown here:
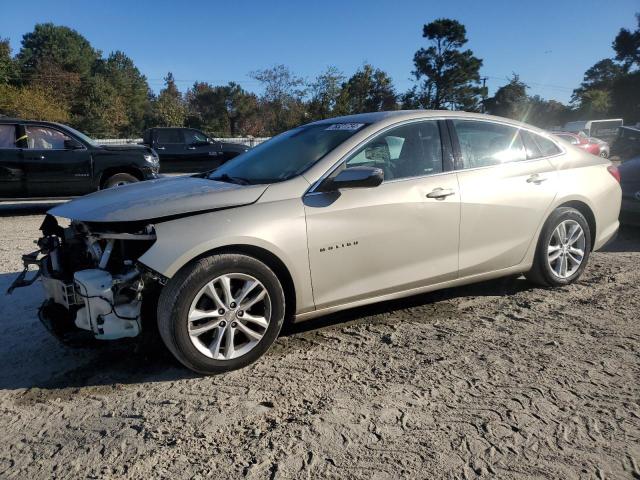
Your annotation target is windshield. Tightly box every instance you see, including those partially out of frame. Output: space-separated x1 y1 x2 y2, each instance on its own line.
62 125 100 147
208 122 367 184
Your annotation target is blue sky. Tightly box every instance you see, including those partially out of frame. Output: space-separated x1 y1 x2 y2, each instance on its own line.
1 0 638 103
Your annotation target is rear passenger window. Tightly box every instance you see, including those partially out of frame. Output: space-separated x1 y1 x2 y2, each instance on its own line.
521 131 542 159
0 125 16 148
452 120 526 169
533 134 562 156
156 129 183 144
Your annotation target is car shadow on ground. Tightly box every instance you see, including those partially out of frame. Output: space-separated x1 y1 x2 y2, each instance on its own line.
0 223 636 391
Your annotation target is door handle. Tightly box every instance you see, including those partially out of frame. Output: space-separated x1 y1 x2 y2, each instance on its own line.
426 188 456 199
526 174 547 184
187 146 196 150
155 146 165 150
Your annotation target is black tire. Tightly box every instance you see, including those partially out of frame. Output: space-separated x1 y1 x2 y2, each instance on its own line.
526 207 592 287
103 172 139 189
157 253 285 375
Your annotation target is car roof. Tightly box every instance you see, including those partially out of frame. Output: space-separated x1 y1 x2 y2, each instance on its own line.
308 110 552 135
147 127 195 130
0 117 69 128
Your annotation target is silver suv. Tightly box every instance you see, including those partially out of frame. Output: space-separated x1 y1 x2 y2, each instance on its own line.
10 111 622 374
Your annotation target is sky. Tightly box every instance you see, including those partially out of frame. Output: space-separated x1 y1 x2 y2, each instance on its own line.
1 0 638 103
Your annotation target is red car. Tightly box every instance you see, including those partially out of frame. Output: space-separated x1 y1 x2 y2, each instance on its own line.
552 131 601 155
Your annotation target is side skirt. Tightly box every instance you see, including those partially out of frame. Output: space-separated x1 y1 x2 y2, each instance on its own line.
292 263 531 323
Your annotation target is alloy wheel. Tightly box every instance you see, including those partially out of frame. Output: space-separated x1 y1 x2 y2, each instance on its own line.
187 273 271 360
547 219 586 279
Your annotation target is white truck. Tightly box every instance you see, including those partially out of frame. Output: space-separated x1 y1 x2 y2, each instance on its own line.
563 118 623 143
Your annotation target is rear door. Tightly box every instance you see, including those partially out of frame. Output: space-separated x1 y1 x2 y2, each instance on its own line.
450 119 559 277
154 129 185 174
22 125 92 197
0 124 26 198
182 129 223 172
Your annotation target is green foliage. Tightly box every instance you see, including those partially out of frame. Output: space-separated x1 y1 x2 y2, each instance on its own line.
412 18 485 110
613 13 640 70
308 66 345 120
526 96 571 129
250 65 307 134
0 83 69 122
336 64 397 115
150 73 186 127
611 71 640 123
484 75 571 128
186 81 262 136
16 23 98 106
0 38 16 85
483 75 529 120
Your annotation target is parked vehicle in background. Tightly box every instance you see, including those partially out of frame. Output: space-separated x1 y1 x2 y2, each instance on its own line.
0 119 158 199
587 137 610 158
619 156 640 225
611 126 640 161
563 118 623 143
10 111 621 374
142 128 249 174
551 131 601 156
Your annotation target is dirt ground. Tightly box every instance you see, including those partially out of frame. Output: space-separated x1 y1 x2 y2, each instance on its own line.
0 208 638 480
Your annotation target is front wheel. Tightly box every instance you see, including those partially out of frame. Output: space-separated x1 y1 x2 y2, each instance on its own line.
103 172 139 189
157 253 285 374
526 207 592 287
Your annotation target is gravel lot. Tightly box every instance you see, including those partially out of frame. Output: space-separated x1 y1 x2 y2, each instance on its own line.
0 209 639 479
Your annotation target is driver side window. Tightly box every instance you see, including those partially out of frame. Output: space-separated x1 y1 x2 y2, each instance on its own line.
25 126 70 150
184 130 209 145
345 121 443 181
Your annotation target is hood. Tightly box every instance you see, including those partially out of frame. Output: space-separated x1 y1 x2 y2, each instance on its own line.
48 176 268 223
220 142 250 152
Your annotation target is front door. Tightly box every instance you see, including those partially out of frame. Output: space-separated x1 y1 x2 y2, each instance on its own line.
22 125 92 197
450 119 559 277
304 120 460 310
182 129 224 172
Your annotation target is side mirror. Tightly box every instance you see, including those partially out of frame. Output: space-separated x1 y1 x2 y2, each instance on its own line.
319 166 384 192
64 138 84 150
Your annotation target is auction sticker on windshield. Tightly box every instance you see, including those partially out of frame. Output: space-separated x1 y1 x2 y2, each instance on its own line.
325 123 365 131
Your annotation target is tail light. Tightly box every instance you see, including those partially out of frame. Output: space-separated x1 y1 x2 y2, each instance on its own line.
607 165 621 183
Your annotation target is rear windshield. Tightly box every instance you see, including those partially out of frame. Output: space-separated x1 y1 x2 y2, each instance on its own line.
207 123 367 184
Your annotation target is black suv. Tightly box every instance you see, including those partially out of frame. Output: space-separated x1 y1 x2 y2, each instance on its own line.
142 127 248 173
0 119 159 199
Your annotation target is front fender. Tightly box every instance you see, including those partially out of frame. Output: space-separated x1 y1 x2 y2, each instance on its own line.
138 199 315 314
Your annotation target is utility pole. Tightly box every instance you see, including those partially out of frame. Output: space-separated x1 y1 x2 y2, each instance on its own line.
481 77 488 113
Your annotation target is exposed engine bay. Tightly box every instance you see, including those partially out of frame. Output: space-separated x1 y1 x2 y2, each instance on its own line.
8 214 161 344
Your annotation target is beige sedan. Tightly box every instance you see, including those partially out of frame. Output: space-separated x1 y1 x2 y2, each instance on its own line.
18 111 621 374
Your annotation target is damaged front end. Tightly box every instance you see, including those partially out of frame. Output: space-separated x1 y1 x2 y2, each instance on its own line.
8 214 161 345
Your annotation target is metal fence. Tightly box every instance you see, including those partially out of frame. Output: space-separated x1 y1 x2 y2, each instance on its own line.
95 137 270 147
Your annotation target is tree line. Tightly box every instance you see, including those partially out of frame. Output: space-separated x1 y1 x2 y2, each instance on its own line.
0 16 638 138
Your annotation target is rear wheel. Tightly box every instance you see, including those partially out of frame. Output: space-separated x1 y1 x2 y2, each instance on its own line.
103 172 138 189
157 253 285 374
526 207 591 287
